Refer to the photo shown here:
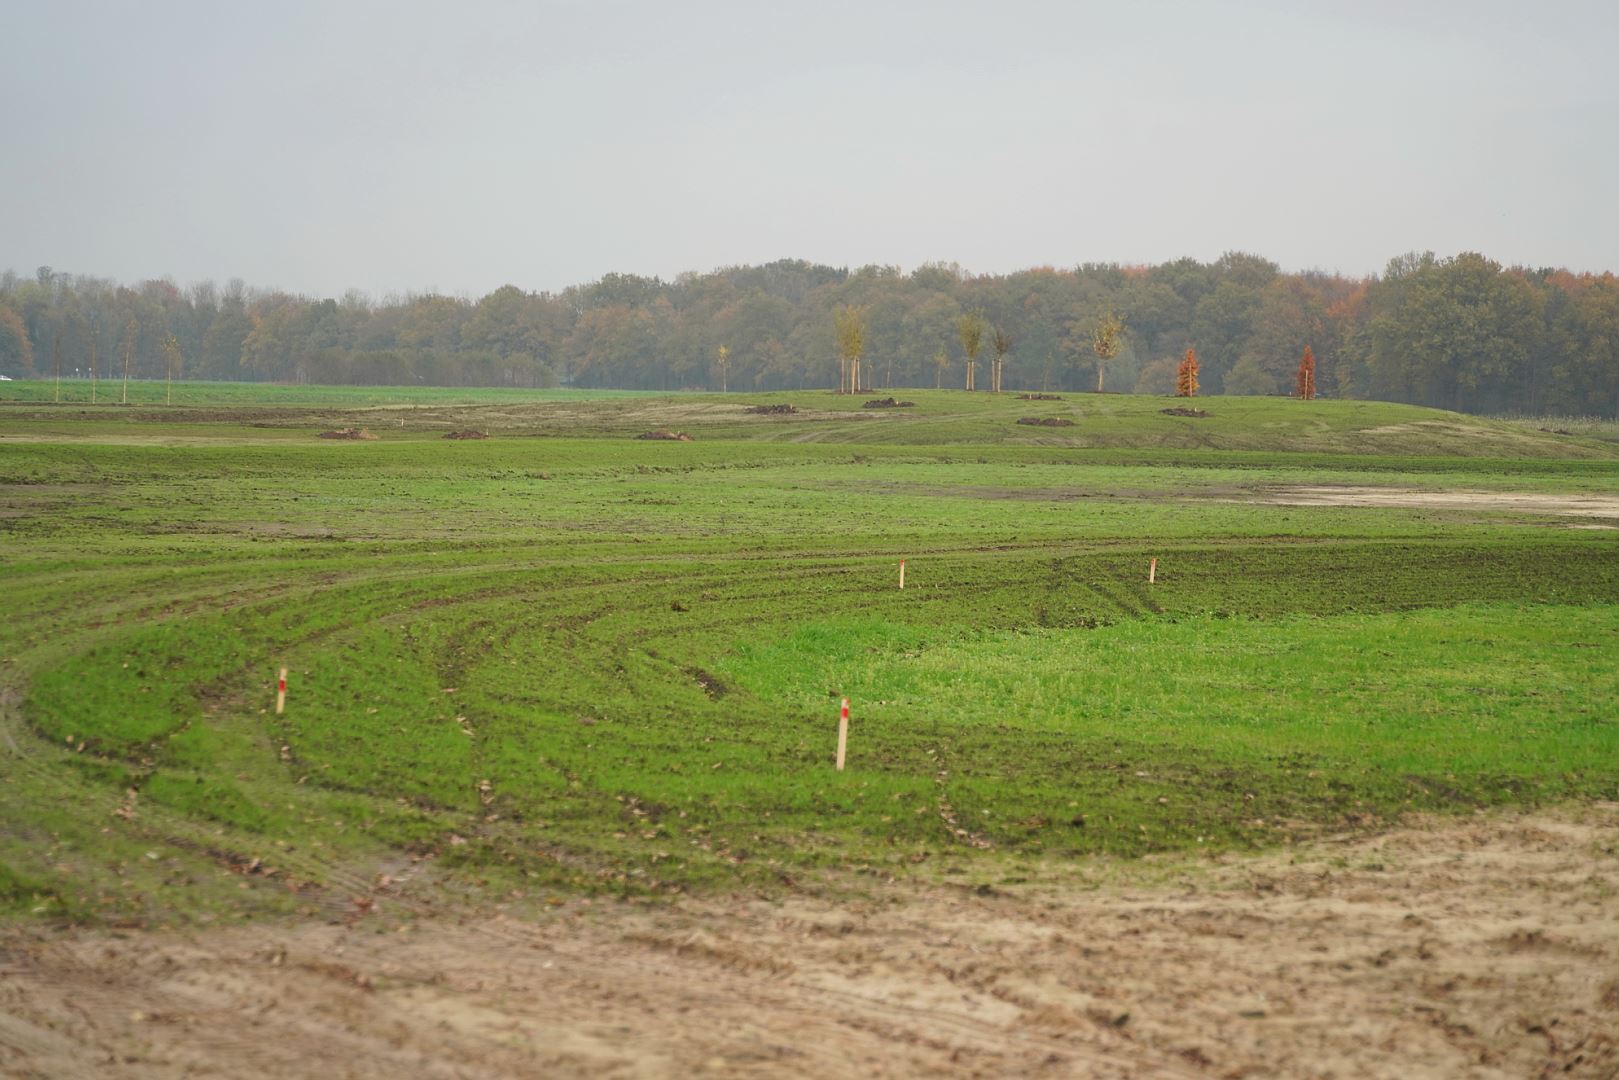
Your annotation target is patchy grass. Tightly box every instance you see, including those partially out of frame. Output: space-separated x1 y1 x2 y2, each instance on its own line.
1492 412 1619 444
1 389 1616 922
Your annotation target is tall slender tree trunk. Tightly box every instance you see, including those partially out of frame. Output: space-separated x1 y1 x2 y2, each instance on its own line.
1097 363 1105 393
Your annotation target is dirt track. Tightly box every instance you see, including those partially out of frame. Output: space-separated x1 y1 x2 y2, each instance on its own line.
1265 486 1619 519
3 806 1616 1079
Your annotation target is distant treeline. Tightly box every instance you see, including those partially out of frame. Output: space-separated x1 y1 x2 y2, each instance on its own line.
2 252 1616 415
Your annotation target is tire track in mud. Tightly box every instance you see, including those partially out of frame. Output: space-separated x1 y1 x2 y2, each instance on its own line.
3 542 1096 926
10 806 1614 1078
0 905 1190 1079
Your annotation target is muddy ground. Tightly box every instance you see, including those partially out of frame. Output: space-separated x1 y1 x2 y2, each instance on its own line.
3 806 1615 1078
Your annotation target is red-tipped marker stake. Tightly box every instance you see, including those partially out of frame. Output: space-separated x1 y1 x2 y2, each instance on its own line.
899 559 906 590
836 698 849 771
276 667 288 715
1149 558 1157 585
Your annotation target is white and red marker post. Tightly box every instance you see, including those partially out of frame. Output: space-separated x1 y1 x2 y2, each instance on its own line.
276 667 288 715
836 697 849 771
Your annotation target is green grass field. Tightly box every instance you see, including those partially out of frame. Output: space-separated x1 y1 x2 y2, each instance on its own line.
2 383 1616 923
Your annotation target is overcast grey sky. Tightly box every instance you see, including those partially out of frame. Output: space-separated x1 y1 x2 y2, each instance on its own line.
3 0 1616 297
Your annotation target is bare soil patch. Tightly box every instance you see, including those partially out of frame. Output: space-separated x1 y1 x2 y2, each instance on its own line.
1018 394 1064 401
3 806 1614 1078
745 404 799 415
862 398 916 409
1267 486 1619 518
441 430 489 440
636 430 693 441
1017 417 1075 427
318 427 378 441
1160 407 1210 418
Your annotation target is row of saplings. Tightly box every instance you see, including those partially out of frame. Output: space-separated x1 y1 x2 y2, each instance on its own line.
642 347 1320 439
820 305 1320 401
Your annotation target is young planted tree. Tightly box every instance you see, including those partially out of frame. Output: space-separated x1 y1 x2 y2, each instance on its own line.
932 347 948 389
1091 312 1124 393
834 306 867 394
161 332 182 405
52 330 62 403
956 312 985 391
1296 345 1316 400
716 344 730 392
1176 347 1200 397
990 325 1013 393
120 320 135 404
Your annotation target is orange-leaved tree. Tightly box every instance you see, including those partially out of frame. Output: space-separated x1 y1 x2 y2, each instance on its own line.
1176 347 1200 397
1296 345 1316 400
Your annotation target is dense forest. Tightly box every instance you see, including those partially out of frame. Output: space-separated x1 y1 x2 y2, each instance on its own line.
2 251 1616 416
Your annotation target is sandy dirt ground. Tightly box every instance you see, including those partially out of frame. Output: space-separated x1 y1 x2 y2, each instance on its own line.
1264 486 1619 520
3 806 1616 1079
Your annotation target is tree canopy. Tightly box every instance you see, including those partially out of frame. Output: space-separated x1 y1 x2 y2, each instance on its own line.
3 251 1615 415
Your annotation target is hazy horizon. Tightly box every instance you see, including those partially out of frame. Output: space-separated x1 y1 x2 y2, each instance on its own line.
4 0 1616 298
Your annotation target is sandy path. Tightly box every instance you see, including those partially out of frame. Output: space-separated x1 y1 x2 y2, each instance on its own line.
3 806 1615 1079
1265 486 1619 519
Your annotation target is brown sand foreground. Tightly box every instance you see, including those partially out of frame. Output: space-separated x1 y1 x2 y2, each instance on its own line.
3 806 1616 1079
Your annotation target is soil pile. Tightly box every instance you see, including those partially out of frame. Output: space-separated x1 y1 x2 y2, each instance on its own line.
1018 393 1063 401
745 404 798 415
442 431 489 440
636 430 693 441
1017 417 1074 427
1160 407 1210 418
317 428 377 440
863 398 916 409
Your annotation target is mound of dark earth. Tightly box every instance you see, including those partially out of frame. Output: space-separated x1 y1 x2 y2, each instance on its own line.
1017 417 1075 427
745 404 798 415
863 398 916 409
318 427 377 440
1018 393 1063 401
637 430 694 441
1160 407 1210 418
442 430 489 440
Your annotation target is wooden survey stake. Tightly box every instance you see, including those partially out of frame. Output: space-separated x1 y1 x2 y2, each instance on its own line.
1149 558 1157 584
899 559 906 590
836 698 849 771
276 668 287 714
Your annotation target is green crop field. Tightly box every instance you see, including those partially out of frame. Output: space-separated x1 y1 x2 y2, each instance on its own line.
2 383 1616 925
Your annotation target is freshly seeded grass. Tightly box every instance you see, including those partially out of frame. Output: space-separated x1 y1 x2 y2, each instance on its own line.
724 606 1617 851
1 388 1616 922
